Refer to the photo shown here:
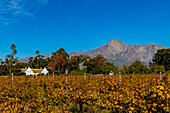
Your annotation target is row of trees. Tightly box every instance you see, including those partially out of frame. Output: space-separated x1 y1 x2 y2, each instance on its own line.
0 44 169 75
0 44 19 75
121 48 169 74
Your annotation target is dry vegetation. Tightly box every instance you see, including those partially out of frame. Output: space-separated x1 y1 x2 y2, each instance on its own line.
0 74 169 112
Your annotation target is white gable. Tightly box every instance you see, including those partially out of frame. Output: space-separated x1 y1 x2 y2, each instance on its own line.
23 67 49 76
41 67 48 75
25 67 35 75
109 71 114 76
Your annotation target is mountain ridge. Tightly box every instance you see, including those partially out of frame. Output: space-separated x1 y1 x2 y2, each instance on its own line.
19 53 52 63
19 39 168 66
70 39 168 66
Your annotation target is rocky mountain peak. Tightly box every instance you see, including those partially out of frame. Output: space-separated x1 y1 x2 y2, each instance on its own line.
108 39 123 46
107 39 127 52
19 39 168 66
69 39 168 66
109 39 122 43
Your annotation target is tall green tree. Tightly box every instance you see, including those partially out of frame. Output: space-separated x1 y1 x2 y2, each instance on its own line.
149 64 165 73
0 65 8 75
84 59 100 74
101 62 118 74
29 57 34 63
69 56 80 71
69 55 91 71
128 60 149 74
84 55 106 74
93 54 107 67
121 64 129 74
152 48 170 71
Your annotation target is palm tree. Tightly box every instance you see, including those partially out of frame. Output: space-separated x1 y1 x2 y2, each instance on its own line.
35 50 39 56
52 52 56 57
11 44 16 51
13 49 17 55
13 49 17 64
12 45 18 74
35 50 39 68
10 44 17 64
6 44 18 75
0 58 2 65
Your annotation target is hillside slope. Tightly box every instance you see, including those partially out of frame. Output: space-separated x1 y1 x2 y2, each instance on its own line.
19 39 168 66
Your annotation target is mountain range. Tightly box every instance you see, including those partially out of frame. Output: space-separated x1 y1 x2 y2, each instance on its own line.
19 39 168 66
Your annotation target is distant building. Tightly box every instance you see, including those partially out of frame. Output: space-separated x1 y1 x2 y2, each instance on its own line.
109 71 114 76
21 67 49 75
79 59 90 70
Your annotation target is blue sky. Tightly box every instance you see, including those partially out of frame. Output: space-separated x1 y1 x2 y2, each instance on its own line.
0 0 170 60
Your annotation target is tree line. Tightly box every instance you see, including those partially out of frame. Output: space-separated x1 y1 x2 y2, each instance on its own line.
0 44 169 75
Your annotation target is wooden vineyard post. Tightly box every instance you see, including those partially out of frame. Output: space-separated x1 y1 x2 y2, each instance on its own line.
126 73 127 78
160 72 162 81
119 72 121 85
84 73 86 81
12 73 14 88
133 72 134 77
66 69 68 95
22 74 24 80
91 74 93 80
53 72 54 82
152 72 154 78
65 69 69 110
48 72 50 80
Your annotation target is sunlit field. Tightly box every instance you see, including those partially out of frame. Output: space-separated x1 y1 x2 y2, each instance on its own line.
0 74 169 112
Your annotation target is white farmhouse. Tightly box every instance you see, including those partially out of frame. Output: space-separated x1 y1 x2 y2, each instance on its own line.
21 67 49 75
109 71 114 76
25 67 35 75
41 67 48 75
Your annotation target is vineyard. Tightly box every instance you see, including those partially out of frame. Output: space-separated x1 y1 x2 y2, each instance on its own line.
0 74 169 113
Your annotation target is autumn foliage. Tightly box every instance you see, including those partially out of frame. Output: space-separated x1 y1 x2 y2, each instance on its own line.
47 48 69 73
0 73 169 112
